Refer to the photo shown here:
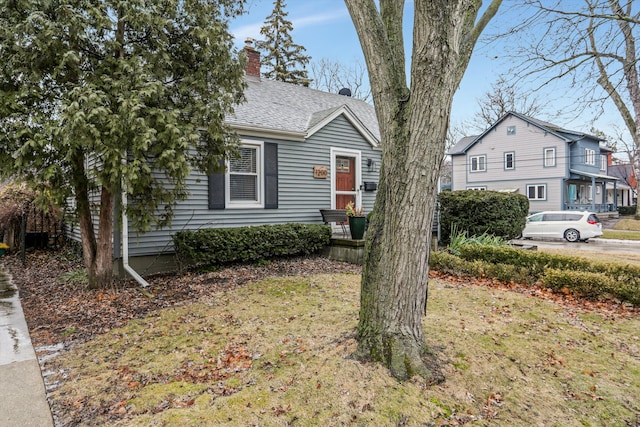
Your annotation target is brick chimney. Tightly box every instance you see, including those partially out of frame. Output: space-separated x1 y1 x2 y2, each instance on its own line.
244 38 260 78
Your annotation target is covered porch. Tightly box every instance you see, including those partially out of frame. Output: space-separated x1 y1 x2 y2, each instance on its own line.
563 169 619 213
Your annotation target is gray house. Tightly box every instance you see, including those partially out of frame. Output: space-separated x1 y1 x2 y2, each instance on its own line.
449 112 622 214
82 44 382 275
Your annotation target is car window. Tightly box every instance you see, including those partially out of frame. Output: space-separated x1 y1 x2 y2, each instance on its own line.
563 214 582 221
587 214 600 223
543 213 564 221
528 213 543 222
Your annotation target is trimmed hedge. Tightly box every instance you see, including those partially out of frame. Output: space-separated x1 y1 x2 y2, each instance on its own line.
618 205 637 216
541 269 615 299
438 190 529 244
173 223 332 268
430 250 534 284
429 244 640 306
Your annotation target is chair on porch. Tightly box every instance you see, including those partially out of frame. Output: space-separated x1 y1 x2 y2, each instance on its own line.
319 209 348 236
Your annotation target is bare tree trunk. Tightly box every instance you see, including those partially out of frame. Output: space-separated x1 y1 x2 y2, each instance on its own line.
72 148 114 289
345 0 502 381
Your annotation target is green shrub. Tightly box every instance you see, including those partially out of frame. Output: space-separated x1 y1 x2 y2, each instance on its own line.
456 244 592 277
430 246 640 306
438 190 529 244
173 223 332 269
541 269 614 299
429 250 534 285
618 205 637 216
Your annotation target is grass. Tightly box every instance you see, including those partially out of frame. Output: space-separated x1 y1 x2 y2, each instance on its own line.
47 274 640 426
539 247 640 267
613 218 640 231
600 217 640 240
602 230 640 240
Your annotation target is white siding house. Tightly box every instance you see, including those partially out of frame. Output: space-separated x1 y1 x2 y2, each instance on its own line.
449 112 621 214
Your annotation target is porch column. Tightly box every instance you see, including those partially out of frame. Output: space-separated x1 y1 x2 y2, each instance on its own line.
613 180 618 210
591 176 596 212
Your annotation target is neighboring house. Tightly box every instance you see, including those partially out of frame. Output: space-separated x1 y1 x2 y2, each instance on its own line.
608 160 637 206
449 111 626 214
68 43 382 274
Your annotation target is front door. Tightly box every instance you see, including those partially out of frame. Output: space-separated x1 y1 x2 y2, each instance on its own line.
335 155 356 210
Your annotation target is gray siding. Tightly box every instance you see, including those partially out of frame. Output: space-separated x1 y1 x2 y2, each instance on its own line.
451 115 568 210
125 115 381 256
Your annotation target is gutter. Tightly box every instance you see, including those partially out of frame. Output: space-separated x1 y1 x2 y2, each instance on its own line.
121 189 150 288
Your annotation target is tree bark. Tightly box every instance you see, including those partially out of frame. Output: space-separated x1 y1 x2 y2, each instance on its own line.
71 147 114 289
345 0 501 381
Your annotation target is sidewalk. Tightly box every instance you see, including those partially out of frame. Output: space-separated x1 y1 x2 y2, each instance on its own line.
0 268 53 427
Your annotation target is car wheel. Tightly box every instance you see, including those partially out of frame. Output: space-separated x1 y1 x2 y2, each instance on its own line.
564 228 580 242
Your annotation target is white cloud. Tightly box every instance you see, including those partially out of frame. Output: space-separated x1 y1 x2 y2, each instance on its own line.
293 10 348 28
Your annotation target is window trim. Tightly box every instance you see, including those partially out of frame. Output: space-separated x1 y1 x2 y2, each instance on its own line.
504 151 515 170
600 154 607 171
226 141 264 208
543 147 556 167
469 154 487 172
585 148 596 165
526 184 547 201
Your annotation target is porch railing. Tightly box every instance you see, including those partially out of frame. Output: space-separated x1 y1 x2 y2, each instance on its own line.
564 203 616 213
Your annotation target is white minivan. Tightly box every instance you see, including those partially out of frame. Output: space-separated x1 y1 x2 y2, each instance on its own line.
522 211 603 242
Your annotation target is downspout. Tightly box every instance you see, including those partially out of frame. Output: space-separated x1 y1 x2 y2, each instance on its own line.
121 186 150 288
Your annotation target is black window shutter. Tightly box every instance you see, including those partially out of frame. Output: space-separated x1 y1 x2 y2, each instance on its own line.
264 142 278 209
208 164 225 210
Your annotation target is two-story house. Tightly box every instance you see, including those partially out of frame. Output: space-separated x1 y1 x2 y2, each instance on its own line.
449 112 622 214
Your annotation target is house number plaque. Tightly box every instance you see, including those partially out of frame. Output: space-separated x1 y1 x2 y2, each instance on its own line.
313 166 328 179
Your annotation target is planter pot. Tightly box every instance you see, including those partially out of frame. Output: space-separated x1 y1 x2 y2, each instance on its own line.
348 216 366 240
0 249 6 257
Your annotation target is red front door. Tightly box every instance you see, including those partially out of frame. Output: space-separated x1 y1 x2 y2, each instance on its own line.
335 155 356 209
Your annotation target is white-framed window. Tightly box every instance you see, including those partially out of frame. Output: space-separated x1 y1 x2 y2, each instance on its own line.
600 154 607 171
527 184 546 200
544 148 556 167
227 142 263 207
504 152 515 170
469 155 486 172
587 184 593 200
585 148 595 165
467 186 487 190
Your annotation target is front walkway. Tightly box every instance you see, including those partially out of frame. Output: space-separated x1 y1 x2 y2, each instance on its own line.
0 267 53 427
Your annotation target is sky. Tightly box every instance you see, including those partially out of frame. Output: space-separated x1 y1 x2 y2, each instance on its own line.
228 0 628 149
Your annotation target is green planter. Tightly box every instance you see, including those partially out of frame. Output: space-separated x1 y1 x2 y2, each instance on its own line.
348 216 366 240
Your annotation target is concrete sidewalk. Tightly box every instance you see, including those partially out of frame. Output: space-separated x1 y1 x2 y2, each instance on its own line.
0 268 53 427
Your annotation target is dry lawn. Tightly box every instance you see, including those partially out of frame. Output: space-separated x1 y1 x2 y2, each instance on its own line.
613 218 640 231
539 247 640 267
46 273 640 426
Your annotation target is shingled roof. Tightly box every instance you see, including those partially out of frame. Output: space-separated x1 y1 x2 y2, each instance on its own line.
448 111 605 156
226 44 379 145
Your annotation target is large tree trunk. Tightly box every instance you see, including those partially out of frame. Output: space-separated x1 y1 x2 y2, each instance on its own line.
72 148 114 289
77 186 114 289
346 0 501 381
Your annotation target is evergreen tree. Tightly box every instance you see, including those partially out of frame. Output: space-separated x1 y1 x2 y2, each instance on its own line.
256 0 311 86
0 0 246 289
